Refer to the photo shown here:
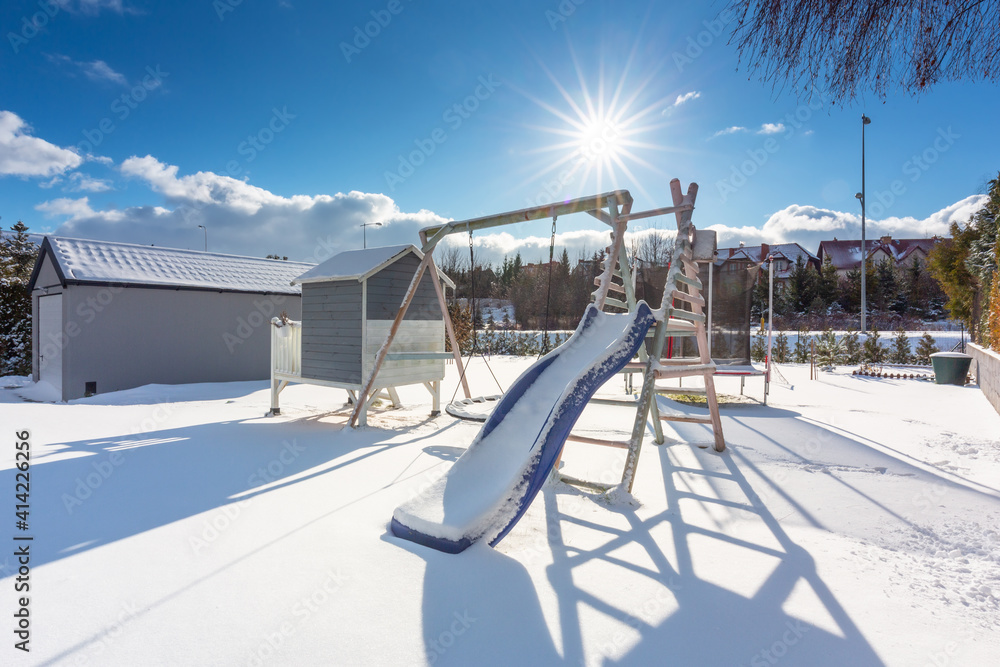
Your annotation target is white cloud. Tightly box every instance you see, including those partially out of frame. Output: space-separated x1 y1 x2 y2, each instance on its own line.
36 196 110 221
45 156 449 261
0 110 82 178
39 171 114 193
757 123 786 135
37 154 984 269
81 59 127 86
56 1 135 15
48 54 127 86
711 126 747 138
705 195 987 251
438 226 680 269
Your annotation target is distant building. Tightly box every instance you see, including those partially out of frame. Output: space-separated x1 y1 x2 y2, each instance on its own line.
716 242 820 288
29 237 310 401
521 260 561 279
817 236 939 277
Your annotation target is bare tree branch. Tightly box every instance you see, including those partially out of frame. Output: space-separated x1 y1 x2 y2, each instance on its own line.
727 0 1000 103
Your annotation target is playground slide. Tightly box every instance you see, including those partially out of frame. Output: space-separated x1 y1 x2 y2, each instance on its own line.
391 302 656 554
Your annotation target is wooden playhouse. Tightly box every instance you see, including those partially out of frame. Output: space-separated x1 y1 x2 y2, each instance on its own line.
269 244 457 424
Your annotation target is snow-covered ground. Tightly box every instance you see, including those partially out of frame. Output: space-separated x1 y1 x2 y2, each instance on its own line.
2 358 998 666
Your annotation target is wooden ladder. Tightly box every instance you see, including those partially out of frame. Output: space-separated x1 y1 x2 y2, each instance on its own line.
557 179 726 495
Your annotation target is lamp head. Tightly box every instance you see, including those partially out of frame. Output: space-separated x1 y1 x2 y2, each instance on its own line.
862 115 871 125
855 192 864 201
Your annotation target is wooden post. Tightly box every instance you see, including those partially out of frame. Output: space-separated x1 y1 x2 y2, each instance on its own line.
349 253 432 427
424 249 471 400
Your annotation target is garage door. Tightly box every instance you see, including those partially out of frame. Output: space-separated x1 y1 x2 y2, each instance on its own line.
38 294 63 393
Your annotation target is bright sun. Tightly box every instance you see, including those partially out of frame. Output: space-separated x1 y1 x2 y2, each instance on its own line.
515 49 675 202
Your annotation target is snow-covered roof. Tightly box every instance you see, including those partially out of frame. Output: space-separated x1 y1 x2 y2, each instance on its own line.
291 244 455 287
30 236 314 295
818 238 939 271
716 243 819 278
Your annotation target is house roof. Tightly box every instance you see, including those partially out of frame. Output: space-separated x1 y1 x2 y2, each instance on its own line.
818 238 938 271
28 236 314 295
291 244 456 287
716 243 818 278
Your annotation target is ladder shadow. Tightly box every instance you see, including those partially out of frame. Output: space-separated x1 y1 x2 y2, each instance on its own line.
540 442 884 666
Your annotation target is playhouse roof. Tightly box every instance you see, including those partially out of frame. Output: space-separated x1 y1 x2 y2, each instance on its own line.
291 244 456 287
28 236 314 295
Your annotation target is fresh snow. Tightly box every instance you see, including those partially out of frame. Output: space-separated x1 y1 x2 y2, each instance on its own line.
291 244 417 284
2 357 999 666
393 308 646 546
46 236 312 294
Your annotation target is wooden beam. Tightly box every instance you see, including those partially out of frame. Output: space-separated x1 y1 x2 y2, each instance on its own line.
616 203 693 223
420 190 633 241
565 434 631 449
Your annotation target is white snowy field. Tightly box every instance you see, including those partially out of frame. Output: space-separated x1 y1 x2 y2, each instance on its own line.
1 359 998 666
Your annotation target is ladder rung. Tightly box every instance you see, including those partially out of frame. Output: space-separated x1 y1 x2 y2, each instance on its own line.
659 413 713 424
653 363 717 379
566 434 630 449
558 473 615 492
597 278 627 295
671 289 705 306
667 308 706 324
675 274 703 289
589 396 641 407
648 329 697 338
656 386 707 395
604 296 629 310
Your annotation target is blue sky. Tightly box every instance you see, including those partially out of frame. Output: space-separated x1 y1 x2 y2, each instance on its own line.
1 0 997 265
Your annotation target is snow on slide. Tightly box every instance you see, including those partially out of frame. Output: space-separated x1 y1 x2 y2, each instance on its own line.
391 302 656 554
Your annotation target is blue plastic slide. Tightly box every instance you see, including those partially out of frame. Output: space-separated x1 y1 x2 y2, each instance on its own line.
391 302 656 553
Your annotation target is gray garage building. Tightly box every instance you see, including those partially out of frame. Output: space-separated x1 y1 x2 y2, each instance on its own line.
28 236 311 401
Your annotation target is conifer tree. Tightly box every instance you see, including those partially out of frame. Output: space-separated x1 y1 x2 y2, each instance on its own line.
915 332 938 364
890 328 912 364
0 221 38 376
773 331 790 363
842 329 862 364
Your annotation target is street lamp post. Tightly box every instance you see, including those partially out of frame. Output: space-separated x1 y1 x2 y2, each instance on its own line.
859 114 871 332
361 221 382 248
197 224 207 252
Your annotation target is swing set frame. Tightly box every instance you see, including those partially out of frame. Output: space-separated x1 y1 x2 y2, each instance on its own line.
348 190 640 427
348 183 725 493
